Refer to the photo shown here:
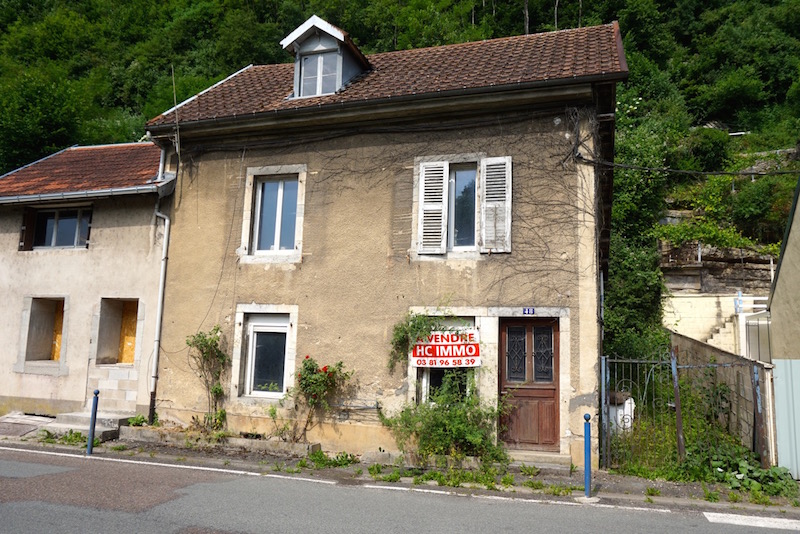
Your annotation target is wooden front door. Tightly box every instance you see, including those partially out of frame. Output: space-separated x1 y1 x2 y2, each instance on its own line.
500 318 559 450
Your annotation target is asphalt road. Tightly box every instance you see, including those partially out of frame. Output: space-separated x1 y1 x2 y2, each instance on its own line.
1 446 799 534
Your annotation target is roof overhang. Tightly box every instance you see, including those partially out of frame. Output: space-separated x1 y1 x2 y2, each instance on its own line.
147 75 620 142
280 15 345 51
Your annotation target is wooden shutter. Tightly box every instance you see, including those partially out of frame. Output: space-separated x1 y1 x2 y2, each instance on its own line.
418 161 448 254
480 156 512 253
19 207 36 251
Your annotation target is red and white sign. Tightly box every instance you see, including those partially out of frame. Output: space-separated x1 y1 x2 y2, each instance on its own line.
411 329 481 368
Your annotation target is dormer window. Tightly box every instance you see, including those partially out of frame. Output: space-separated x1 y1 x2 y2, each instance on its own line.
281 15 371 100
301 51 338 96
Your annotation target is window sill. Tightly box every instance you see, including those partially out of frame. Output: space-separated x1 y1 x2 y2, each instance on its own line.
14 360 68 376
237 392 286 404
239 251 302 264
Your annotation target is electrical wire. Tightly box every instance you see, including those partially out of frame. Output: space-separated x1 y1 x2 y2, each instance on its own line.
576 153 800 177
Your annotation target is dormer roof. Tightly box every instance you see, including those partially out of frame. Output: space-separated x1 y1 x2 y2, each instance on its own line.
280 15 371 69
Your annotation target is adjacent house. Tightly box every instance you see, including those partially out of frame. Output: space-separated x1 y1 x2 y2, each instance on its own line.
765 176 800 478
146 16 627 464
0 143 174 421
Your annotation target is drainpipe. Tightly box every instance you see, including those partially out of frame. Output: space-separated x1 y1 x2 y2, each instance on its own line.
149 209 170 424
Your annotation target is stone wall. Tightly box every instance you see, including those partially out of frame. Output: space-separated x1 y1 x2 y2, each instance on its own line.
671 332 774 464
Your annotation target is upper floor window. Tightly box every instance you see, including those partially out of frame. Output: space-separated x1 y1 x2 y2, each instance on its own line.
301 52 338 97
254 177 298 253
417 156 511 255
19 207 92 251
239 164 306 264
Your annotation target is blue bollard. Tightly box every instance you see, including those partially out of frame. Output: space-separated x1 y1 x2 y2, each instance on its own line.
87 390 99 456
584 413 591 498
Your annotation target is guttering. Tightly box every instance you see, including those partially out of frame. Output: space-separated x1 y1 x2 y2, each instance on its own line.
149 207 170 424
0 177 176 205
147 77 617 139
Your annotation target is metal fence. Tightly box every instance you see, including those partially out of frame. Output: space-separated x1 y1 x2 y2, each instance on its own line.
600 349 772 470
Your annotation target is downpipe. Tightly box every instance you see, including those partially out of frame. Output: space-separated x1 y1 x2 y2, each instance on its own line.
149 209 170 424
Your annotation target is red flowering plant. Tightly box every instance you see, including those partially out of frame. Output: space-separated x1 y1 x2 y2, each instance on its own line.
284 355 352 442
295 356 351 411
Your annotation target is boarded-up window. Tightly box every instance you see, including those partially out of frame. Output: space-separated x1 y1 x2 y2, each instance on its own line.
25 298 65 361
97 299 138 364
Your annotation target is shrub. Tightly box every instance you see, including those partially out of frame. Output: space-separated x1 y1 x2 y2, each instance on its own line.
380 371 508 464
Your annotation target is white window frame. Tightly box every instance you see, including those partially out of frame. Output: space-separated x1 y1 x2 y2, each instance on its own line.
415 155 511 257
300 51 339 97
230 304 298 401
239 164 306 264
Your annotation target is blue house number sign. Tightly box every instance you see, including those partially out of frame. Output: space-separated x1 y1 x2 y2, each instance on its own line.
522 307 535 315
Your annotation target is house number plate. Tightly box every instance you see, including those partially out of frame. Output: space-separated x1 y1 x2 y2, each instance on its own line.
523 307 535 315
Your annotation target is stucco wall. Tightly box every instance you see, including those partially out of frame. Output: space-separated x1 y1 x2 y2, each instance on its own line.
771 192 800 360
156 109 602 458
0 195 165 415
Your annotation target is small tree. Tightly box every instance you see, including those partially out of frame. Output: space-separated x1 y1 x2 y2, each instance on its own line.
186 325 229 431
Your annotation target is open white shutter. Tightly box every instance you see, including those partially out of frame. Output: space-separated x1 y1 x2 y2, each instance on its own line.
418 161 449 254
480 156 512 253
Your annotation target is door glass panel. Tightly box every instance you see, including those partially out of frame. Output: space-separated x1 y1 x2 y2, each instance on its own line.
506 326 526 382
533 326 553 382
252 331 286 392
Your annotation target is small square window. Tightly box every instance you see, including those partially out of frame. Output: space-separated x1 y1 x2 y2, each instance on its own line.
20 207 91 250
25 298 64 362
244 314 292 397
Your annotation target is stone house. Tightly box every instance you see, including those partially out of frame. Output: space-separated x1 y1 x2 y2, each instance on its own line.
0 143 174 420
146 16 627 464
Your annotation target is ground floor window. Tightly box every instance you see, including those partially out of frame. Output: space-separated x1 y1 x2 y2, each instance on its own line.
25 298 64 361
416 316 475 403
244 314 291 397
96 298 139 364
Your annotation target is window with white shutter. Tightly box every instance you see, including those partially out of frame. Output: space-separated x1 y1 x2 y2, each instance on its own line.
480 156 512 253
418 161 449 254
416 156 512 256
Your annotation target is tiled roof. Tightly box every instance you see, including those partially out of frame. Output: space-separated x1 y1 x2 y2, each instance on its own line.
147 22 627 127
0 143 162 200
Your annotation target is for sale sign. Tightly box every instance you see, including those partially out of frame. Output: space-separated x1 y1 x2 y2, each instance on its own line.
411 329 481 368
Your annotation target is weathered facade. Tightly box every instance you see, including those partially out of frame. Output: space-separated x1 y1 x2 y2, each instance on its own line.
0 143 173 417
766 177 800 478
147 17 627 464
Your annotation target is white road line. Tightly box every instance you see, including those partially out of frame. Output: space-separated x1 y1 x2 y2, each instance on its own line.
705 512 800 531
362 481 671 513
0 445 335 484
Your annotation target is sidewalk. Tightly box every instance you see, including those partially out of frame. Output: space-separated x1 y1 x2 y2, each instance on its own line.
1 411 798 519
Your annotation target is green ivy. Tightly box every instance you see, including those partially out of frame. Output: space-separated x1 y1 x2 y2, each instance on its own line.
389 312 450 372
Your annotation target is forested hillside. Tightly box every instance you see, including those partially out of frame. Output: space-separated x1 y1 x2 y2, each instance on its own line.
1 0 799 356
